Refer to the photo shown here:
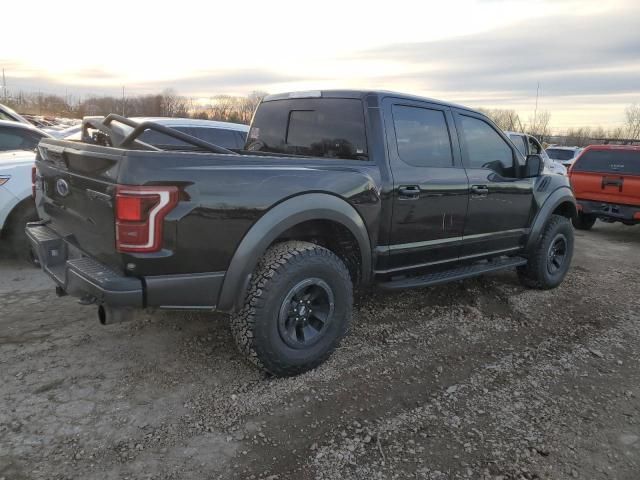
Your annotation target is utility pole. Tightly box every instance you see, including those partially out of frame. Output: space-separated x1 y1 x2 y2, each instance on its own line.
122 86 125 116
533 81 540 131
2 68 6 102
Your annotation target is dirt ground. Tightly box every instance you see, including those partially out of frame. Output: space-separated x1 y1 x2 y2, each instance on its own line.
1 222 639 480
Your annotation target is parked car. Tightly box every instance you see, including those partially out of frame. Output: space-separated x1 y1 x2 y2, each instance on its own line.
0 150 38 259
79 117 249 149
0 103 32 126
27 90 576 376
569 145 640 229
546 146 583 169
45 124 83 139
0 120 52 152
505 131 566 175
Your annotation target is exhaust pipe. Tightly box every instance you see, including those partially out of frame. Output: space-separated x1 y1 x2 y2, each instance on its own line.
98 304 131 325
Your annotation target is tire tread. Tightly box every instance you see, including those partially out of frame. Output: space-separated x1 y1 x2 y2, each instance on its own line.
230 241 352 376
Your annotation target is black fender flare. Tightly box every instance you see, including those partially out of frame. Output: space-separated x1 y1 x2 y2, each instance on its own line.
525 186 577 252
217 193 372 312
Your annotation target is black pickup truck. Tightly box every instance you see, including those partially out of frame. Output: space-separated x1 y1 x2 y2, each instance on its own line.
27 90 576 376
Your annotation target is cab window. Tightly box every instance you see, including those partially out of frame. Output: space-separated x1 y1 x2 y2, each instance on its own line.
460 115 516 177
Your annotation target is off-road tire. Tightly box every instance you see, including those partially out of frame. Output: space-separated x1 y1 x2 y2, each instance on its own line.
230 241 353 377
518 214 574 290
572 212 596 230
3 201 38 263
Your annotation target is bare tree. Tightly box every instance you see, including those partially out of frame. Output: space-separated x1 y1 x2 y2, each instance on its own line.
624 103 640 140
478 108 523 131
160 88 188 117
527 110 551 141
563 127 592 147
3 88 264 124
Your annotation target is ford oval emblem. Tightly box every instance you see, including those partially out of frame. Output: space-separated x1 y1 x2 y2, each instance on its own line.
56 178 70 197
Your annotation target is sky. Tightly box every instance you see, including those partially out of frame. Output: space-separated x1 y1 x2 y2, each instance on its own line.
2 0 639 131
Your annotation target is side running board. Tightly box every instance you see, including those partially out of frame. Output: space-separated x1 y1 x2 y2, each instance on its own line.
378 256 527 290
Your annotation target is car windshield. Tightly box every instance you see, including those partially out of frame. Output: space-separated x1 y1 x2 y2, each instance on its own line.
246 98 368 160
572 149 640 175
546 149 577 161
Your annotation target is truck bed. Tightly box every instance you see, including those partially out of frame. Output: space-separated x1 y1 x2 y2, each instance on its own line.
35 138 382 276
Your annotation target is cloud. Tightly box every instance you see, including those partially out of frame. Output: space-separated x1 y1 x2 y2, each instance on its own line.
355 4 640 101
143 69 309 94
73 68 120 80
0 64 306 97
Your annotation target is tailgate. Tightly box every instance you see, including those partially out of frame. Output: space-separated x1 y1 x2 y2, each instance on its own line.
36 139 124 269
570 149 640 206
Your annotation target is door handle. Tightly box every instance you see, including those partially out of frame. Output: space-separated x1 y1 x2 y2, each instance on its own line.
471 185 489 196
398 185 420 200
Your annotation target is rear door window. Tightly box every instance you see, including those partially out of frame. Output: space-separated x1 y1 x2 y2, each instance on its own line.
391 105 453 167
246 98 367 160
546 149 576 161
573 149 640 175
190 127 242 149
139 128 191 147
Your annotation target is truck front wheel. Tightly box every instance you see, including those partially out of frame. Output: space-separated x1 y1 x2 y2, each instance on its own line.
517 214 574 290
230 241 353 377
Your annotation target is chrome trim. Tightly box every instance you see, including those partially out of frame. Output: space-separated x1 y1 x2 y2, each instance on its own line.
379 228 527 252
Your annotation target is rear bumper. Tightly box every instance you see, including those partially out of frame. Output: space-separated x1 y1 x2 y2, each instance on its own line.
26 223 225 310
577 199 640 223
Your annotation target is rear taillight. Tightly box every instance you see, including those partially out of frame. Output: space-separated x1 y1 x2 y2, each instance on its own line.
115 185 179 253
31 165 37 198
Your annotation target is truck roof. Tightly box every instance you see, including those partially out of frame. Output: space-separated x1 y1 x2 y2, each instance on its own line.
581 144 640 152
0 119 51 136
262 90 480 115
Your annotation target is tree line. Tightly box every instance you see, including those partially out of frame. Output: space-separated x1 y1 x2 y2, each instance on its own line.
2 89 267 125
3 88 640 146
478 104 640 146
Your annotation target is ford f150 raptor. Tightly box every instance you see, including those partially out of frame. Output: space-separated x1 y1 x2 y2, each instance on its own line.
27 90 577 376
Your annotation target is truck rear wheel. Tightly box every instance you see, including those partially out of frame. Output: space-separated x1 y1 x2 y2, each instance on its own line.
518 215 574 290
572 212 596 230
230 241 353 377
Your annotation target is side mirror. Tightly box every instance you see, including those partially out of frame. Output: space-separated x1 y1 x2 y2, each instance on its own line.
524 154 544 178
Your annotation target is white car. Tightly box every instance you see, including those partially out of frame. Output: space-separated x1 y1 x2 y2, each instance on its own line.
505 131 567 175
0 150 38 259
0 119 51 152
0 103 32 126
127 117 249 149
78 117 250 149
545 146 583 170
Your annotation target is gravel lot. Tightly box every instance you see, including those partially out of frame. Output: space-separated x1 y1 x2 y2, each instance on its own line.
1 222 639 480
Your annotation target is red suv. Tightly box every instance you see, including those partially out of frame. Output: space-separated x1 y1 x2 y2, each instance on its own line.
569 145 640 229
